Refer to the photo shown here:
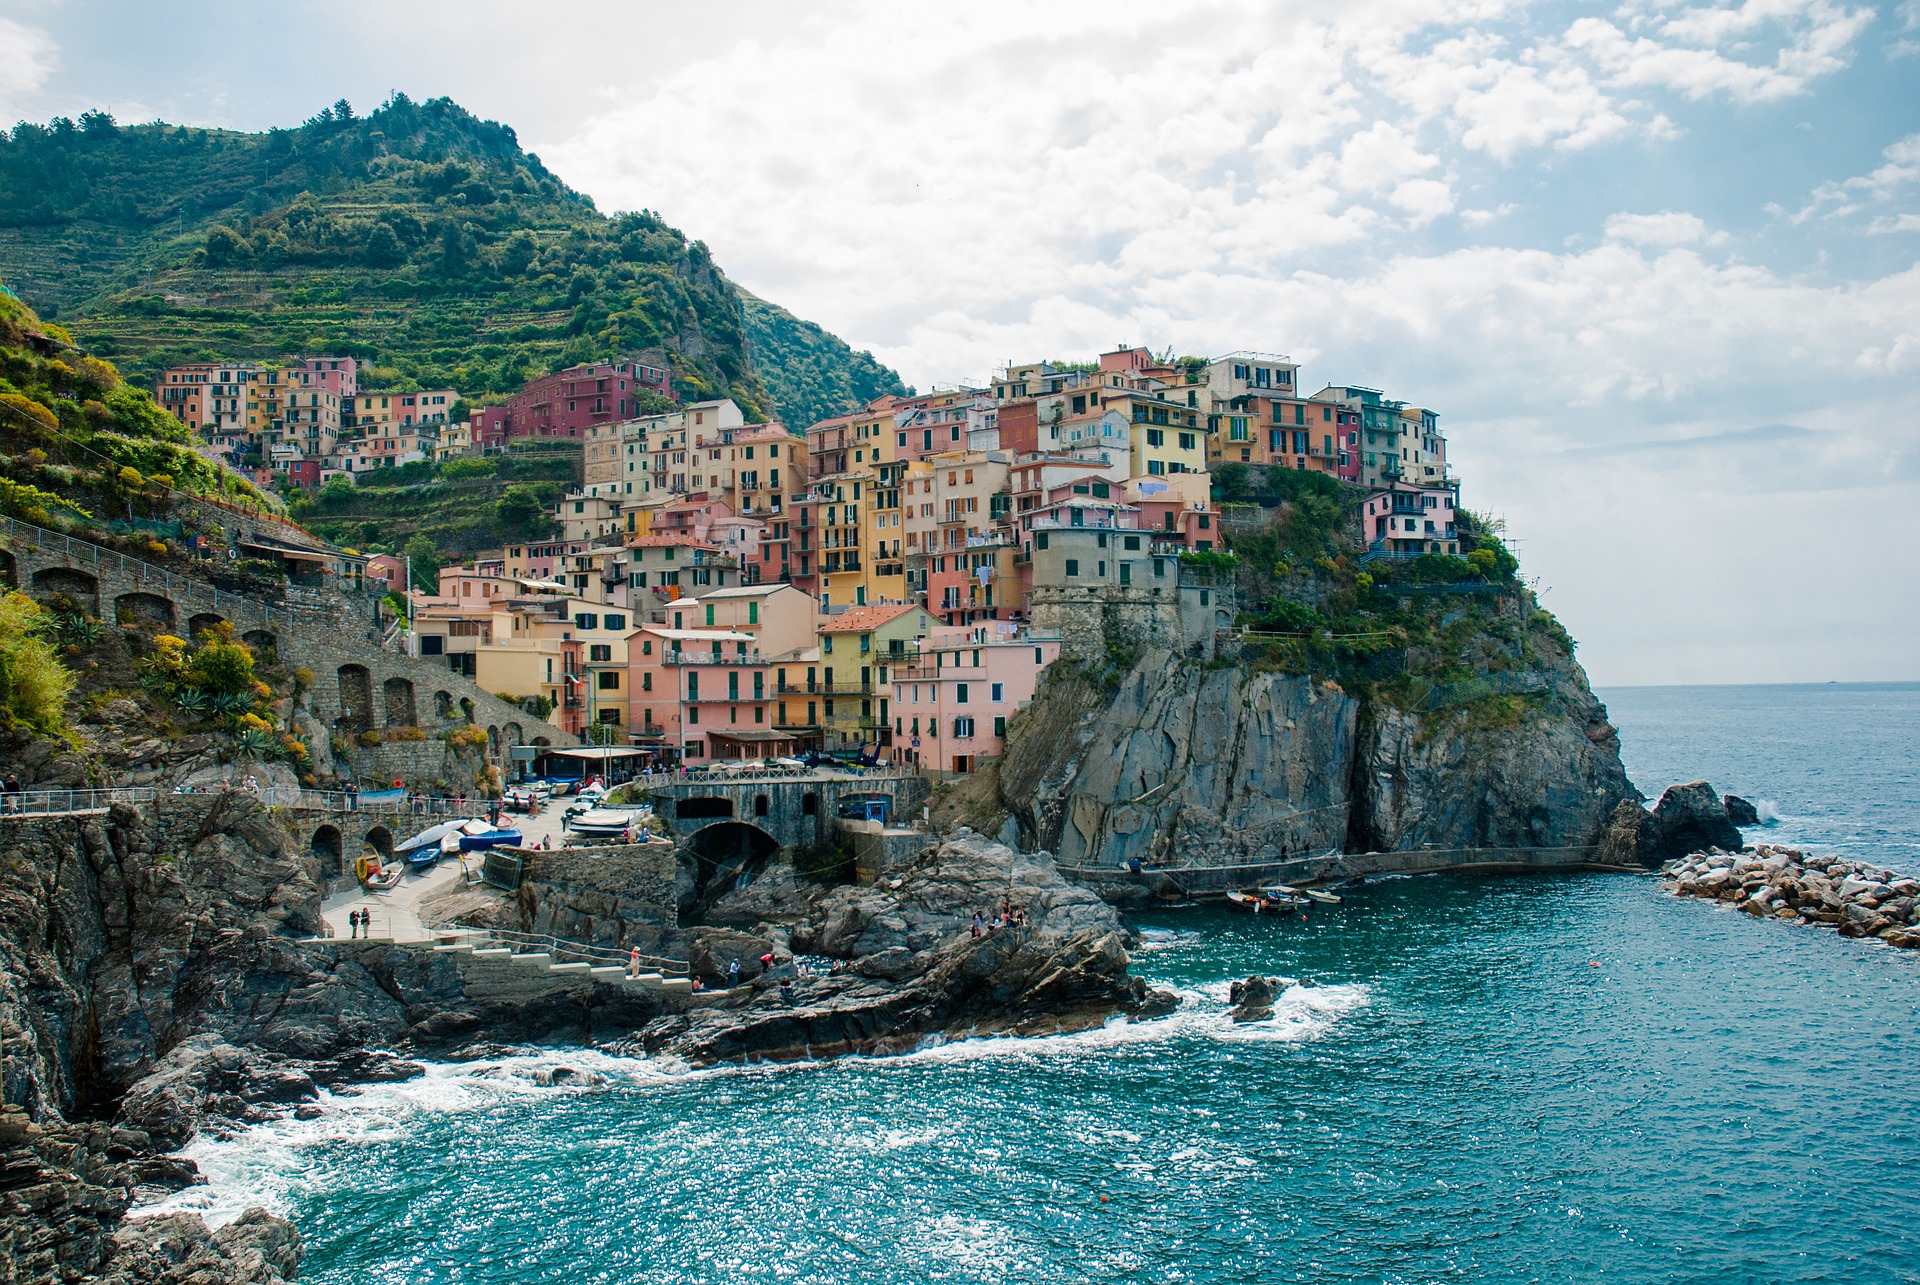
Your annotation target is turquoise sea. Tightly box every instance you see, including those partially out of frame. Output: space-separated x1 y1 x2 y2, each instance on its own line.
158 683 1920 1283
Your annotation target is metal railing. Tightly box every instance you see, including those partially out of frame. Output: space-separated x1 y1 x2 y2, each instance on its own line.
477 928 689 976
0 515 351 634
0 787 158 818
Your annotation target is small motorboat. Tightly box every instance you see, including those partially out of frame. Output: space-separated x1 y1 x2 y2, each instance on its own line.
1267 884 1341 905
364 863 403 891
458 828 524 852
1301 887 1343 905
1226 889 1302 914
405 846 440 871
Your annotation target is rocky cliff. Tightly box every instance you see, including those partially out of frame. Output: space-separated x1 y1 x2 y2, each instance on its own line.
941 599 1635 867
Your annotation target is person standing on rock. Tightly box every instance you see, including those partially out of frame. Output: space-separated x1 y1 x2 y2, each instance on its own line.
728 959 740 988
972 912 984 939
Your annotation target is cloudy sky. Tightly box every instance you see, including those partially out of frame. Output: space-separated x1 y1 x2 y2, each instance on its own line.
5 0 1917 686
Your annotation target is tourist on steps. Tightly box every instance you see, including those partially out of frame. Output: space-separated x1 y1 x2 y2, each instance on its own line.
627 946 641 979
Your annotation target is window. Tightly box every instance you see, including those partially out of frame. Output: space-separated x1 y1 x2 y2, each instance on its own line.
956 682 970 703
597 671 620 690
748 601 759 625
603 613 625 631
994 716 1007 738
954 716 975 738
1035 532 1049 550
589 644 612 662
705 604 715 627
574 613 598 630
991 682 1003 702
642 672 653 691
687 674 700 700
1065 558 1080 577
1146 428 1164 447
419 635 444 656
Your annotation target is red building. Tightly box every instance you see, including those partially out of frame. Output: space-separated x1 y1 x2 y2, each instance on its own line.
474 359 673 446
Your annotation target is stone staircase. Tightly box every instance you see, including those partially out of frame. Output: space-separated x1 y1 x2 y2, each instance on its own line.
429 932 694 995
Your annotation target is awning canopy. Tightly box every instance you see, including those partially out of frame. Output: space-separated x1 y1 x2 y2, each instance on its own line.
239 540 335 563
710 729 801 743
543 746 650 760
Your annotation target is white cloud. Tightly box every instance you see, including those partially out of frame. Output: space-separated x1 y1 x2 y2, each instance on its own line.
1783 131 1920 223
0 18 58 118
1602 209 1723 245
1566 2 1874 102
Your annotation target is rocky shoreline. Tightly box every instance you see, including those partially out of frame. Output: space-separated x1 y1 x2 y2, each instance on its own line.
1662 846 1920 948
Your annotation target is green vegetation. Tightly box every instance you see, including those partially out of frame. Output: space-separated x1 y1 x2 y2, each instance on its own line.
0 592 76 734
1 95 907 428
0 290 279 522
740 293 907 431
1221 477 1571 725
291 450 568 552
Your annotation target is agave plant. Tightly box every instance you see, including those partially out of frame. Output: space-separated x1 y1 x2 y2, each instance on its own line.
173 687 212 716
37 609 105 651
233 728 279 759
212 690 252 716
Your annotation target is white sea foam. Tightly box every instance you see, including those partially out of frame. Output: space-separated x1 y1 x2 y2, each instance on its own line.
137 981 1369 1229
1755 799 1782 824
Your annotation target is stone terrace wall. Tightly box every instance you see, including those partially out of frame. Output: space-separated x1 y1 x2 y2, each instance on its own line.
515 842 680 952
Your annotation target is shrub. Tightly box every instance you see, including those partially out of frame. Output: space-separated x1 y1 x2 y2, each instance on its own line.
186 635 256 695
0 593 76 734
356 728 382 747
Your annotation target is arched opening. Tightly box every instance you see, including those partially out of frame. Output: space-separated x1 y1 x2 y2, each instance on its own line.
187 611 226 641
337 665 374 732
674 796 734 820
114 591 175 631
801 792 819 816
504 721 524 746
533 736 552 747
311 824 343 879
30 567 99 616
459 697 477 724
680 820 782 913
363 825 394 860
242 629 278 657
487 725 501 757
434 690 455 720
0 549 15 590
753 793 770 818
384 676 417 727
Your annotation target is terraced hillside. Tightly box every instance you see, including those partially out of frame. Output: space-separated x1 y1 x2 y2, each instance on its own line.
0 95 905 429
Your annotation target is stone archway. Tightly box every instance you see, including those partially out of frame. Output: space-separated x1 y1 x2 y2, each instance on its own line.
680 820 782 911
363 825 394 859
242 629 278 656
459 697 476 724
384 676 417 728
311 824 343 879
504 721 524 746
487 725 501 757
114 591 175 631
753 793 771 818
434 690 455 720
187 611 226 641
30 567 99 616
0 549 15 590
337 665 374 731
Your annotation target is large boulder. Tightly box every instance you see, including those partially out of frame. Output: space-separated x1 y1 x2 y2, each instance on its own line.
1723 794 1761 827
1599 781 1744 866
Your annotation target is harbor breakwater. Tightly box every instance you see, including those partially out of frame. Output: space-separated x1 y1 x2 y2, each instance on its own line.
1664 845 1920 948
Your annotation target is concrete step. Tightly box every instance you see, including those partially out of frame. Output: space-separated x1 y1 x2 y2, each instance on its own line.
548 961 592 974
656 978 693 994
433 943 475 953
511 952 553 967
588 966 626 982
470 947 513 960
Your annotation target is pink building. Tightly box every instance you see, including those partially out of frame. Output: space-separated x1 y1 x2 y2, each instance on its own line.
297 356 358 399
473 359 673 445
1363 480 1459 555
891 624 1061 777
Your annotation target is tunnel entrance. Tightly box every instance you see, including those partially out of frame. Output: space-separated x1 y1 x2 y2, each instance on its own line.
679 821 781 914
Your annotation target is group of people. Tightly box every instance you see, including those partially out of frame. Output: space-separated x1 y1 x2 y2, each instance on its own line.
344 907 376 938
970 899 1028 939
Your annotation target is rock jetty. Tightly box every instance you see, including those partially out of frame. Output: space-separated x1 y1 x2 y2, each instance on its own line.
1663 846 1920 948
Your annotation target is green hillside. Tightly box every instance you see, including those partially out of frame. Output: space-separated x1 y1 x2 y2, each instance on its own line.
0 95 904 429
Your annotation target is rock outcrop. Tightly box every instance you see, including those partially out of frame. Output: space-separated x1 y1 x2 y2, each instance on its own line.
1723 794 1762 828
1598 781 1746 867
940 629 1636 867
635 833 1177 1065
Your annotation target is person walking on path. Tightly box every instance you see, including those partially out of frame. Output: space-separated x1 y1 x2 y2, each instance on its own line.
345 781 359 812
2 775 19 815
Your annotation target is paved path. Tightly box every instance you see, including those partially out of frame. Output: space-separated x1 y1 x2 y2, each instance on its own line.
319 800 585 942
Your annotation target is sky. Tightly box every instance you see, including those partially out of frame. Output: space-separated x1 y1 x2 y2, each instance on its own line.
3 0 1917 686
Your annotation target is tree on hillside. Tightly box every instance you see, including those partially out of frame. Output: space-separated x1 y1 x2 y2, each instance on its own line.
364 222 405 267
404 535 442 591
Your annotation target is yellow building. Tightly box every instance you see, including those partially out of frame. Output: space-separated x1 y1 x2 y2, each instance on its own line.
816 603 936 752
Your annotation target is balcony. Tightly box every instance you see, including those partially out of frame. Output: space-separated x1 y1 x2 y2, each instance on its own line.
662 649 775 666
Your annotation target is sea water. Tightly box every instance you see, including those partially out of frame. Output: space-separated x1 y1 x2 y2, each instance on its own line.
154 684 1920 1283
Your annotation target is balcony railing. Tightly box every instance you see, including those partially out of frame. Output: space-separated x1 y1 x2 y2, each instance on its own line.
662 650 775 666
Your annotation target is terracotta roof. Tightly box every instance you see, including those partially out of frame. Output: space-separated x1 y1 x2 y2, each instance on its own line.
820 604 923 634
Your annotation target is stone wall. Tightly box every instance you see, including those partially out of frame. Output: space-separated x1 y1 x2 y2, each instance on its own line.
646 773 931 849
1029 580 1236 666
515 842 680 952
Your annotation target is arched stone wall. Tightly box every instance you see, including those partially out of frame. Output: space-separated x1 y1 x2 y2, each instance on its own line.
383 676 417 728
30 567 99 616
114 591 175 631
338 665 374 731
187 611 226 640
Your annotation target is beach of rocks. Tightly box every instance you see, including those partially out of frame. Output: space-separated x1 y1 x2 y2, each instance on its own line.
1663 845 1920 948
